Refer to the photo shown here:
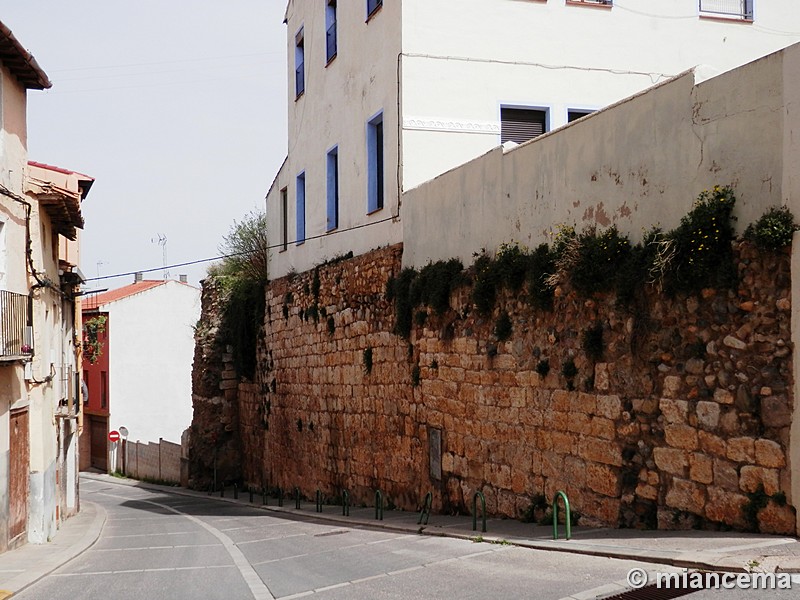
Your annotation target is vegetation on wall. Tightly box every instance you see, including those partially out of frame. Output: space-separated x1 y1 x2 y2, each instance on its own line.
207 210 269 379
82 315 107 364
744 206 800 250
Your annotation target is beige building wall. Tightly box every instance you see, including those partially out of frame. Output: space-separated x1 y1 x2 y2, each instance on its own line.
266 0 403 278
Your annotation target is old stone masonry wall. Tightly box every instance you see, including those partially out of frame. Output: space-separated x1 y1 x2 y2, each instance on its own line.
202 241 796 534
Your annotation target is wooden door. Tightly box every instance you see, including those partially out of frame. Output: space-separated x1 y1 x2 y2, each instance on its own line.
9 408 29 542
89 416 108 471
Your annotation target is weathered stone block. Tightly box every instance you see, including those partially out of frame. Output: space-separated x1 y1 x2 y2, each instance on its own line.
713 458 740 491
695 401 721 429
727 437 755 463
662 375 682 398
586 463 620 497
713 388 734 405
758 502 797 535
760 396 792 428
704 488 747 528
653 447 687 476
635 483 659 501
664 424 698 451
596 395 622 420
698 430 726 457
591 417 616 440
578 437 622 466
660 399 689 424
754 439 786 469
739 466 780 496
689 453 713 485
665 478 705 514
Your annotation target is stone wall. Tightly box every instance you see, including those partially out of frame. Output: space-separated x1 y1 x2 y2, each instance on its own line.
194 242 796 534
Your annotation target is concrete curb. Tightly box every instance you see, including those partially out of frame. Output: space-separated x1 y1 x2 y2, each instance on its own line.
1 500 107 596
81 474 799 574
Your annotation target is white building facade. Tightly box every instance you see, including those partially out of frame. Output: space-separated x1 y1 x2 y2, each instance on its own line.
84 279 200 453
266 0 800 277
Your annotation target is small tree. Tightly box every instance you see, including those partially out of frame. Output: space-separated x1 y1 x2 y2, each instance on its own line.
208 211 269 379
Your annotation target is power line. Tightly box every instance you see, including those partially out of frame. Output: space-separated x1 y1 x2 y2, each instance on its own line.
84 214 397 282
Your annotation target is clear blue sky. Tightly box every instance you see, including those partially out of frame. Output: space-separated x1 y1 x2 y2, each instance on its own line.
1 1 288 288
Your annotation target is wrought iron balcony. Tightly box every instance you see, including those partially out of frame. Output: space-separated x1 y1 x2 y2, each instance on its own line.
699 0 753 20
0 290 32 360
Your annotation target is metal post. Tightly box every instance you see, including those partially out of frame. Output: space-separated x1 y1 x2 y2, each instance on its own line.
278 487 283 507
418 491 432 525
553 491 571 540
342 489 350 516
472 491 486 533
295 486 301 509
249 487 254 503
233 483 238 500
316 489 322 513
262 486 268 505
375 490 384 521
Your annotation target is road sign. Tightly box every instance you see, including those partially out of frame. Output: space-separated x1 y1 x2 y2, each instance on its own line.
108 430 121 443
119 426 129 438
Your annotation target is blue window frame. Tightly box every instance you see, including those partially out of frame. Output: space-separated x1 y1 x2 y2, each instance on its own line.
296 172 306 245
367 112 384 213
326 1 337 63
295 27 305 97
367 0 382 19
326 147 339 231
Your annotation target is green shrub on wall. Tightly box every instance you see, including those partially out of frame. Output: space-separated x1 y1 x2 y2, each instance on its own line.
745 206 799 250
659 185 737 294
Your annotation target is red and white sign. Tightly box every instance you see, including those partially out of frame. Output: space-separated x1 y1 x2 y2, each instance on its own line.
108 430 121 443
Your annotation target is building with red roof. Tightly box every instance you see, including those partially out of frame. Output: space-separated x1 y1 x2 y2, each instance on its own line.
80 275 200 473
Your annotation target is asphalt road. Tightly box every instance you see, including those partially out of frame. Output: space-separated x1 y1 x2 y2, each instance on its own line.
17 479 685 600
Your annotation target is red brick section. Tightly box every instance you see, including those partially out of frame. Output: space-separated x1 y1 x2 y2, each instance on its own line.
191 240 796 534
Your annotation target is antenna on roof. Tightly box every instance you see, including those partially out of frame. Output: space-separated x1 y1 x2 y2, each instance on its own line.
151 233 169 280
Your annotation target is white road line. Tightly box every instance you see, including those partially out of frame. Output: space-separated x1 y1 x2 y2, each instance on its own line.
97 491 275 600
103 531 197 539
93 544 221 552
53 564 235 577
705 538 797 553
237 533 306 546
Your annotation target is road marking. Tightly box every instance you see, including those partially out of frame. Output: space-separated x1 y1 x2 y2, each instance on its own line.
53 564 235 577
98 492 275 600
103 531 197 538
705 538 797 553
237 533 306 546
93 544 221 552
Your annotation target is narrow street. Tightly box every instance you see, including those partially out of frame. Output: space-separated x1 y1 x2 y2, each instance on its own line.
16 477 676 600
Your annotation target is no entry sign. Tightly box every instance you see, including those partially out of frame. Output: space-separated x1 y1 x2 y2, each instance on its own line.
108 430 121 443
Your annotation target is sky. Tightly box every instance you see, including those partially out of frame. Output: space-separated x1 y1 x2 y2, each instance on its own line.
1 1 289 289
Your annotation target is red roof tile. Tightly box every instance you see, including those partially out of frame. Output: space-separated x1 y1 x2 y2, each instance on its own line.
82 280 168 311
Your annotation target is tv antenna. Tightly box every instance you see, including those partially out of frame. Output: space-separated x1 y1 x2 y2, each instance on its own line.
151 233 169 279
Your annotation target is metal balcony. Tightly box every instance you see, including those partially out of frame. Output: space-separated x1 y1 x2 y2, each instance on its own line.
0 290 32 360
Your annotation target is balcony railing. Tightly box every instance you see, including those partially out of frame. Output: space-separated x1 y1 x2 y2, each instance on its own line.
326 23 337 63
699 0 753 20
0 290 31 359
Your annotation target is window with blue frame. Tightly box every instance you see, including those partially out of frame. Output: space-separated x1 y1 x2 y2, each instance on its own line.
326 1 337 63
326 147 339 231
295 27 305 97
296 172 306 245
367 0 382 19
367 112 384 213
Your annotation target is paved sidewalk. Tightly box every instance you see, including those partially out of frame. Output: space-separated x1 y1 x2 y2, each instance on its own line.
0 498 106 598
1 472 798 597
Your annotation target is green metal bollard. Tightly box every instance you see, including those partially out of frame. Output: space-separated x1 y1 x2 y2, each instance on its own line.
295 487 301 510
342 489 350 517
375 490 384 521
472 491 486 533
233 483 238 500
316 489 322 513
552 491 571 541
418 491 432 525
